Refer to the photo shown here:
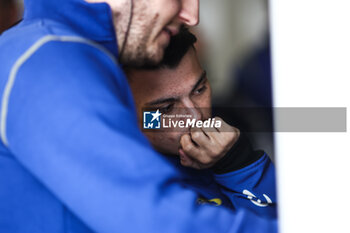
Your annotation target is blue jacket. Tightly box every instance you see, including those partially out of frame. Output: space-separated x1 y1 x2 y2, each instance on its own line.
0 0 278 232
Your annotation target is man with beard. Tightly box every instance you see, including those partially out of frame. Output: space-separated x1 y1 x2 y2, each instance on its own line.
0 0 277 232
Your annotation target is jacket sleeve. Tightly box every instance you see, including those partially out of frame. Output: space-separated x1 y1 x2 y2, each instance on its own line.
214 154 277 218
212 135 277 218
4 40 277 233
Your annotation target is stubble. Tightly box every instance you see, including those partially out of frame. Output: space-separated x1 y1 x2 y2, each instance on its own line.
117 1 162 67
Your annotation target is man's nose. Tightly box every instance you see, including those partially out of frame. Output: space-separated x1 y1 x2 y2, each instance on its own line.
184 104 202 121
178 0 199 26
189 108 202 121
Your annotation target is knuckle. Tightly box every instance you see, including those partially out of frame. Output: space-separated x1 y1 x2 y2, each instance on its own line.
191 131 201 140
184 144 193 152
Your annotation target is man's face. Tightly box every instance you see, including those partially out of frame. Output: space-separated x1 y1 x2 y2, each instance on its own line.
127 48 212 155
87 0 199 67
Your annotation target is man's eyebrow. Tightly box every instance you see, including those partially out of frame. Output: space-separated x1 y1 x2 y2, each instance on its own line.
145 97 178 106
145 70 207 107
191 70 207 93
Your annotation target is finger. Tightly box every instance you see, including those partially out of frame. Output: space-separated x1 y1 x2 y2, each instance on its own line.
210 117 240 143
201 125 219 142
180 134 201 158
212 117 230 133
179 148 201 169
200 117 225 143
179 149 210 169
180 134 212 165
199 118 223 145
190 126 210 147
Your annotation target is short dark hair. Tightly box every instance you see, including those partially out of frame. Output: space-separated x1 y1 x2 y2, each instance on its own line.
158 27 197 69
137 27 197 70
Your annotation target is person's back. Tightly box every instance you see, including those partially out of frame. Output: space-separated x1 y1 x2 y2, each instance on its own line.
0 0 133 231
0 0 278 232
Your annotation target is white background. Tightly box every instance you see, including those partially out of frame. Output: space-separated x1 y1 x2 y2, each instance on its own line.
270 1 350 232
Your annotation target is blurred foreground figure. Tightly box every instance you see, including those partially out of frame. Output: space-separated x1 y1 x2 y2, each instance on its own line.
0 0 277 232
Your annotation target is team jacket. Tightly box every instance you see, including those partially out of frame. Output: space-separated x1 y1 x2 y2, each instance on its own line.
0 0 278 232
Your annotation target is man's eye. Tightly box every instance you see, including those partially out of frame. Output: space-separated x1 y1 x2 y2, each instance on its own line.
194 85 207 95
159 104 174 114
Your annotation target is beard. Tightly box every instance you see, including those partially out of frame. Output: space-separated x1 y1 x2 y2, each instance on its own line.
115 1 164 68
121 16 163 68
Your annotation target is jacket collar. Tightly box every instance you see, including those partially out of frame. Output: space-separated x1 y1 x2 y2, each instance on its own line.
24 0 118 56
